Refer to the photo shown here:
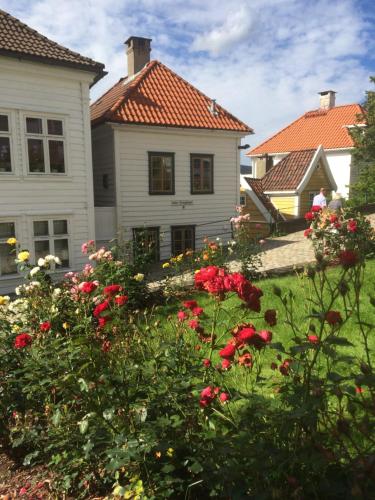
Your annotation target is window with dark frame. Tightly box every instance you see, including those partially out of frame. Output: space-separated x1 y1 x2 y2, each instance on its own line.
171 226 195 256
33 219 70 267
190 154 214 194
0 114 12 173
148 152 174 194
0 222 17 275
240 194 246 206
133 227 160 262
26 116 65 174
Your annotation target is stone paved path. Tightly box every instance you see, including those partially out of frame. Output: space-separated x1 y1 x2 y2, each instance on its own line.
253 212 375 275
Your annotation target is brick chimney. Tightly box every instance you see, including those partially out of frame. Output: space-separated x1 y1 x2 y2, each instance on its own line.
125 36 152 77
318 90 336 110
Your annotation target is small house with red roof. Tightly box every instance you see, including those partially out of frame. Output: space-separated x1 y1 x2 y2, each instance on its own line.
0 9 104 293
241 146 336 222
91 37 252 258
247 91 364 198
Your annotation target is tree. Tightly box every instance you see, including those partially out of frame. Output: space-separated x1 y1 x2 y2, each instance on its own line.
349 76 375 205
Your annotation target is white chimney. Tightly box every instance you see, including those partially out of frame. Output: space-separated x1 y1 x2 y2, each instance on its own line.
125 36 152 77
319 90 336 110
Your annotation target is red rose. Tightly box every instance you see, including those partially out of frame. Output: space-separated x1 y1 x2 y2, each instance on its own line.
192 307 204 317
114 295 128 306
40 320 51 332
355 386 364 394
304 228 313 237
98 317 108 328
188 319 200 330
194 266 219 289
258 330 272 343
221 359 232 370
182 300 198 310
202 358 211 367
177 310 188 321
339 250 359 268
219 392 230 403
14 333 32 349
264 309 277 326
311 205 322 213
347 219 358 233
330 214 338 223
79 281 98 294
237 327 256 344
199 386 216 407
325 310 342 325
103 284 123 296
308 334 319 344
305 211 314 221
219 343 236 359
93 299 110 318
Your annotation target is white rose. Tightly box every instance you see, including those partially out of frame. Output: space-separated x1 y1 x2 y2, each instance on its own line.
54 256 62 265
38 258 46 267
29 266 40 277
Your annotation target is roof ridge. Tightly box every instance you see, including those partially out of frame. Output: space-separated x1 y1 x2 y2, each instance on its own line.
0 9 103 67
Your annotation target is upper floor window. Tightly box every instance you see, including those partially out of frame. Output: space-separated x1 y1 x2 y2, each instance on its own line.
0 221 17 276
0 114 12 173
33 218 70 267
148 152 175 195
26 116 65 174
190 154 214 194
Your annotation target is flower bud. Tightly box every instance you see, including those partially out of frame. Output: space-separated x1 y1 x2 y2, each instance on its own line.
273 285 281 297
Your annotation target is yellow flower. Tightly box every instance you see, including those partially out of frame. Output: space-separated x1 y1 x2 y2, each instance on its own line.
0 295 10 306
167 447 174 457
133 273 144 282
155 451 161 459
162 262 170 268
17 251 30 262
176 254 184 262
195 269 200 274
62 322 69 330
7 237 17 245
12 324 21 333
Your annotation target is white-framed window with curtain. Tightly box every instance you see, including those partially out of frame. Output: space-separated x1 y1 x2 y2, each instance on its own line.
0 112 13 173
32 218 70 267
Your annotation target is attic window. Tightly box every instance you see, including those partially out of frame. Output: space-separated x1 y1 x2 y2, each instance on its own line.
208 99 218 117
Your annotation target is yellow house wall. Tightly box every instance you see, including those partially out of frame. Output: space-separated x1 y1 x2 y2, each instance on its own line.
269 195 297 219
300 160 335 216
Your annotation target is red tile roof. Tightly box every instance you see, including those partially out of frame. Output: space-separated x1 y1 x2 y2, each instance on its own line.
261 149 316 191
91 60 252 132
244 177 280 221
248 104 365 155
0 9 105 81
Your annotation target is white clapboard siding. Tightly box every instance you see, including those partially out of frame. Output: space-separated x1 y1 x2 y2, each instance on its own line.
0 56 96 294
98 124 243 259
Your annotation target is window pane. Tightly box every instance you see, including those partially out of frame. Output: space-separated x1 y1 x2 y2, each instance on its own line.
35 240 50 261
0 137 11 172
53 220 67 235
47 119 63 136
203 162 211 190
150 154 173 193
163 164 172 191
0 222 15 239
49 140 65 173
0 242 17 275
28 138 45 172
0 114 9 132
54 239 69 267
34 220 49 236
26 117 43 134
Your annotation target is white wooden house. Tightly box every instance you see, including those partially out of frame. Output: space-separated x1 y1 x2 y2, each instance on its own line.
91 37 252 259
0 9 105 293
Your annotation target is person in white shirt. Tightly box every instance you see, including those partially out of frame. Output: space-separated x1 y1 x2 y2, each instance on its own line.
312 187 327 208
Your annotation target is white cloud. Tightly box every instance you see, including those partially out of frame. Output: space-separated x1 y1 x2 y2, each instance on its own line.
1 0 373 153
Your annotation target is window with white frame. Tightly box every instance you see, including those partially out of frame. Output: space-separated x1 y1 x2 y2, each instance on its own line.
25 116 66 174
0 113 12 173
0 222 17 276
33 219 70 267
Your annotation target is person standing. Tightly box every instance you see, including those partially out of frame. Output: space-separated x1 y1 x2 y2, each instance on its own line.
328 192 343 212
312 187 327 208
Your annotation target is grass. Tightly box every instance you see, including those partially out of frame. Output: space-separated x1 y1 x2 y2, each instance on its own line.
150 259 375 393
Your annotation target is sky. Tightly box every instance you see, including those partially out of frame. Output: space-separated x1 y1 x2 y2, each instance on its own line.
1 0 375 161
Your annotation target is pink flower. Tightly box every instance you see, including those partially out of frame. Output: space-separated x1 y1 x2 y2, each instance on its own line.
259 239 266 245
304 228 313 238
221 359 232 370
81 239 95 254
258 330 272 343
347 219 358 233
192 307 204 317
188 319 200 330
199 386 217 407
219 392 230 403
236 327 256 344
308 334 319 344
177 310 188 322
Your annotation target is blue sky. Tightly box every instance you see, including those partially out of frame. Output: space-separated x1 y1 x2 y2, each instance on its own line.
1 0 374 158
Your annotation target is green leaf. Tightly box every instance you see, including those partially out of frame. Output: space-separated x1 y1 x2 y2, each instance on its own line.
79 419 89 434
190 461 204 474
326 337 354 347
327 372 344 382
161 464 176 473
103 408 115 421
78 378 89 392
23 450 39 465
52 409 61 426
